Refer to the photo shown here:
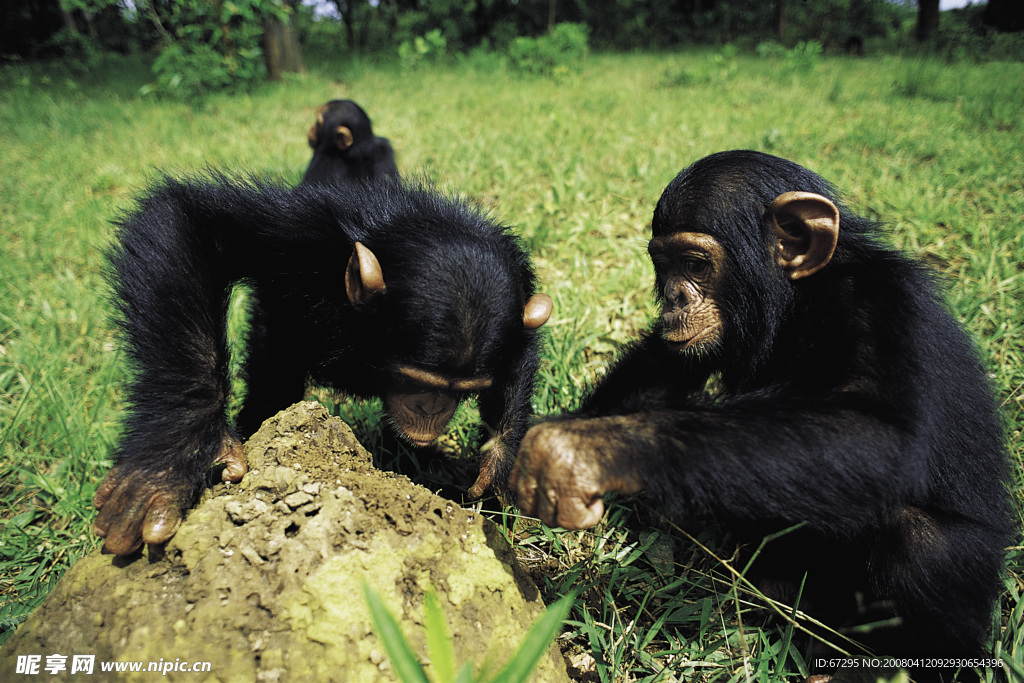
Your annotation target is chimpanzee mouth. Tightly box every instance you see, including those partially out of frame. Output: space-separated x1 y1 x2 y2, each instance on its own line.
662 327 709 351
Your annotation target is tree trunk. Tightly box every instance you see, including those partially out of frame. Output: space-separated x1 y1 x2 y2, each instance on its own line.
263 20 306 81
58 5 77 33
916 0 939 41
773 0 786 42
332 0 357 50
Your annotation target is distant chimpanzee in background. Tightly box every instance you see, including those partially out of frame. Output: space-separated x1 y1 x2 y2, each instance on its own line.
511 151 1011 674
302 99 399 185
94 175 552 556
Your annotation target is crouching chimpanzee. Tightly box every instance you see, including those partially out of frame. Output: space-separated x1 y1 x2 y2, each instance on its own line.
510 151 1011 677
94 176 552 556
303 99 399 185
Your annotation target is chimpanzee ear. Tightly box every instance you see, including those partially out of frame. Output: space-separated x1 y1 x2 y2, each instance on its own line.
307 106 326 149
768 191 840 280
345 242 387 308
334 126 354 151
523 293 553 330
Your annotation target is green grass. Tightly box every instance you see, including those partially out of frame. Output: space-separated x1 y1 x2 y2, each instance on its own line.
1 48 1022 680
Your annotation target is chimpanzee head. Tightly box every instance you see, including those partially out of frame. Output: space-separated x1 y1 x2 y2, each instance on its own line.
649 150 841 373
344 224 551 446
307 100 375 155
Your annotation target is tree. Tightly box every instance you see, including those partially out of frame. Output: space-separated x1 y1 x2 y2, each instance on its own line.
331 0 358 51
264 1 305 80
983 0 1024 32
916 0 939 41
140 0 303 97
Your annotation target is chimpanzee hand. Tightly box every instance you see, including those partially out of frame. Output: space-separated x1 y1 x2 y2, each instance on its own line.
93 435 247 555
468 439 506 499
510 418 644 530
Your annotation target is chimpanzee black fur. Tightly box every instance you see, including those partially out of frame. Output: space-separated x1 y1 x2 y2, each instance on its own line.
96 176 547 556
302 99 398 185
511 150 1011 678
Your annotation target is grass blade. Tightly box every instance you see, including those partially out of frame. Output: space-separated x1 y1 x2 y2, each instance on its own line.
362 583 430 683
489 594 573 683
423 589 457 683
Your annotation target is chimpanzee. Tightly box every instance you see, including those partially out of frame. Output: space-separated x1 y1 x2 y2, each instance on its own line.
94 175 552 556
302 99 399 185
510 151 1011 671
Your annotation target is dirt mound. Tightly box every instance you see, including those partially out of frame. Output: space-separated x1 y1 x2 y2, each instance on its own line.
1 402 569 682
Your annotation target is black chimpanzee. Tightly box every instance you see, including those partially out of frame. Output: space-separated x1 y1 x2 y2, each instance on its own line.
302 99 399 185
510 151 1011 672
94 175 552 556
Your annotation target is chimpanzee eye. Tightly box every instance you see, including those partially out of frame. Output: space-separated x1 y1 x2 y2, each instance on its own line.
681 258 709 275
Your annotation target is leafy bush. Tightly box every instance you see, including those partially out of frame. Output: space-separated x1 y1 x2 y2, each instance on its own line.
784 39 823 74
508 23 589 77
143 0 285 99
398 29 448 70
755 39 823 75
146 43 254 99
755 40 787 60
658 46 738 88
45 28 102 71
456 42 508 73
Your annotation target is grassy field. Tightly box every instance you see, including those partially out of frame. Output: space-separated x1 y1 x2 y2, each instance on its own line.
1 47 1022 680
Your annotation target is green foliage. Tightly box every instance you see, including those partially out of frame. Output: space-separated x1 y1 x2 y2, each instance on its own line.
362 583 571 683
147 43 236 98
455 43 508 73
784 39 824 74
930 4 1024 63
508 23 589 78
657 46 739 88
756 39 824 76
756 40 788 60
44 28 102 71
398 29 448 70
142 0 288 99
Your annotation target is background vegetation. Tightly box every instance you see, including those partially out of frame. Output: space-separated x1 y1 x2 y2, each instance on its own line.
1 2 1023 680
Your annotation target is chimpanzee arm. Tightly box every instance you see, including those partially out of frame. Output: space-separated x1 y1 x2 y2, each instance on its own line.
580 329 715 416
511 394 925 532
470 331 543 499
94 180 283 554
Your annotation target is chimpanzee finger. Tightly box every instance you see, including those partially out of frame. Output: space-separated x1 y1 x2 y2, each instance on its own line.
217 434 248 483
93 485 152 555
142 493 183 545
556 494 605 531
534 484 560 528
509 458 540 516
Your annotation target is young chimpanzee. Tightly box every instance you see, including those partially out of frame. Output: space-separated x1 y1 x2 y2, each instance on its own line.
510 151 1011 670
302 99 399 185
94 175 552 556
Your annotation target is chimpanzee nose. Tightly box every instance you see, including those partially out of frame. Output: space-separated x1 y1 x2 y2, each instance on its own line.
664 277 690 309
412 392 447 416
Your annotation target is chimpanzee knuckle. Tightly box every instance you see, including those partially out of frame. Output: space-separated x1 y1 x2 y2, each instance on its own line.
103 530 145 557
91 513 112 538
515 487 535 515
535 489 559 527
555 492 604 530
92 472 120 509
218 434 248 482
143 501 183 545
